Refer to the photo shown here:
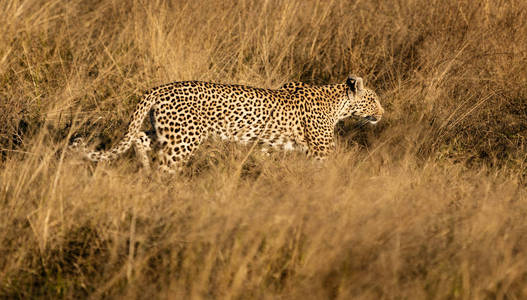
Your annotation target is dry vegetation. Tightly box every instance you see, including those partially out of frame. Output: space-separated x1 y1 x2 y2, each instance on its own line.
1 0 527 298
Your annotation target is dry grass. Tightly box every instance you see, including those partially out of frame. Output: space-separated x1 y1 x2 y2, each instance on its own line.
1 0 527 298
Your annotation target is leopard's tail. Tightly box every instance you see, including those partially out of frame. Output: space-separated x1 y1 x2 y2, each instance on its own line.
70 91 157 162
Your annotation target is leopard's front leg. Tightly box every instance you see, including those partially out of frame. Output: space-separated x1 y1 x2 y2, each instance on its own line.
306 125 335 160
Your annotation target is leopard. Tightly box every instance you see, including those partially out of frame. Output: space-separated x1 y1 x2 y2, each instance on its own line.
70 75 384 173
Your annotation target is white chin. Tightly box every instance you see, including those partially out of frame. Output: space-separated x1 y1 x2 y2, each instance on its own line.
368 120 378 125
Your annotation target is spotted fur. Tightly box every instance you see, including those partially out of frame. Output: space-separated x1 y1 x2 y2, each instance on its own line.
70 76 384 173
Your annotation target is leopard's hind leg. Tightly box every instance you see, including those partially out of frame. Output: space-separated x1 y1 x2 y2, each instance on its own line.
134 131 153 171
155 116 206 174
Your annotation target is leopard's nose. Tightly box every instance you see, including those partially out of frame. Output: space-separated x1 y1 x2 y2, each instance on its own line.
378 104 385 116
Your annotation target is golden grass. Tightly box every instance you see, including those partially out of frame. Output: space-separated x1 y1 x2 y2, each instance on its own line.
1 0 527 298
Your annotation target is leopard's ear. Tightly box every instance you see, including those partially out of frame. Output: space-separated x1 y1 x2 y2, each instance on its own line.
346 75 364 93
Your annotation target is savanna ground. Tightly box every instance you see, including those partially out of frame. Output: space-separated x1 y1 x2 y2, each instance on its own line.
1 0 527 299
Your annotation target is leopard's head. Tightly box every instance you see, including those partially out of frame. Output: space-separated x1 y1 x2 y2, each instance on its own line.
341 76 384 124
